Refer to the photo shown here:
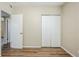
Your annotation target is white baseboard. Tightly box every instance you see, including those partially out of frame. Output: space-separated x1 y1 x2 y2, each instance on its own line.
61 46 75 57
23 46 41 48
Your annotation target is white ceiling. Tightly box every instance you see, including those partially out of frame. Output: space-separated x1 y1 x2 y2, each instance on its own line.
12 2 64 7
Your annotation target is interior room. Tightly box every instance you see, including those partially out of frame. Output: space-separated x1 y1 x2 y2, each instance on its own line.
0 2 79 57
1 10 10 50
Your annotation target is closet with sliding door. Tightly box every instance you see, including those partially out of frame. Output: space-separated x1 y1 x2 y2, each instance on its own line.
42 15 61 47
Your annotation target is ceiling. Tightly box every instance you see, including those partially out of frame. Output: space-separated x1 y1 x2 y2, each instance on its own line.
11 2 64 7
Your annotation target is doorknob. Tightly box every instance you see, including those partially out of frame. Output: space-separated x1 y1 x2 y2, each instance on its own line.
20 33 23 34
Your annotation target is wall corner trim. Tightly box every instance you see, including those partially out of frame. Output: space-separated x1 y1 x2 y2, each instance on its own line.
23 46 41 48
61 46 75 57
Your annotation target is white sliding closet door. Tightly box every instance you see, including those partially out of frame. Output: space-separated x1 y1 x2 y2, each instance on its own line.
42 15 61 47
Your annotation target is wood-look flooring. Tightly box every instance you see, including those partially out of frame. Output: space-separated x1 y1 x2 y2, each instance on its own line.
2 47 71 57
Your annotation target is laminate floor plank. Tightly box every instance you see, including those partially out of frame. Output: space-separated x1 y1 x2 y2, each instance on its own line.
2 48 71 57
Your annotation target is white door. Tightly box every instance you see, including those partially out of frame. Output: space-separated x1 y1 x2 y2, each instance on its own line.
10 15 23 49
42 17 51 47
42 15 61 47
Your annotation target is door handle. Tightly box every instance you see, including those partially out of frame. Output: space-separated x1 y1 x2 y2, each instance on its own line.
20 33 23 34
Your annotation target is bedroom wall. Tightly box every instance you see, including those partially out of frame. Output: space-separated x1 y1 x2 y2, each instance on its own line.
61 2 79 57
14 6 61 47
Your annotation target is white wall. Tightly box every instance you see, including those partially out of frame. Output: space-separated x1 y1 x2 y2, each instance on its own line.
0 3 13 14
61 2 79 57
14 6 61 47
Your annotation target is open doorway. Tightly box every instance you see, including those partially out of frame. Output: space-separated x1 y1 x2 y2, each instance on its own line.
1 10 10 50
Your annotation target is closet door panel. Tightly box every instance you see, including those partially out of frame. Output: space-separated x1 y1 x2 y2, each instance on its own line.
42 16 51 47
51 16 61 47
